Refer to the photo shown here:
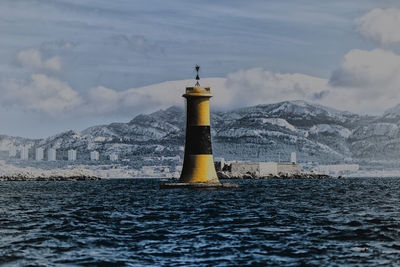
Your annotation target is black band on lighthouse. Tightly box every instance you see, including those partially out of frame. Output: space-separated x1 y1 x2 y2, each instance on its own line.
185 126 212 154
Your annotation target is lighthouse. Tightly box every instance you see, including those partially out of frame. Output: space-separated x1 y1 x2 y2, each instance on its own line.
179 65 219 183
161 66 237 189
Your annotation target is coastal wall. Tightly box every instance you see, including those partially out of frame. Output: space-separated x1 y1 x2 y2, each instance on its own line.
230 162 301 177
259 162 279 176
276 163 301 176
231 162 260 176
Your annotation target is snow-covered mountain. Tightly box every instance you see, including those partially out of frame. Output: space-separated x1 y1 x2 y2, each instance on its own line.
2 100 400 165
211 100 367 162
348 104 400 161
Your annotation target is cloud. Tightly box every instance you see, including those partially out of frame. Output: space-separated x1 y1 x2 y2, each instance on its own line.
79 85 162 116
0 74 182 117
225 68 329 107
0 68 350 117
17 48 61 72
26 70 325 118
83 86 158 115
355 8 400 47
80 69 330 116
87 86 120 113
132 78 229 108
126 72 329 112
0 74 82 115
1 59 399 118
130 64 400 115
330 49 400 91
327 49 400 113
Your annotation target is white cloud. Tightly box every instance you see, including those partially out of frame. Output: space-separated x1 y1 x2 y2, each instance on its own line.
87 86 119 112
79 84 163 116
225 68 329 107
51 71 325 117
355 8 400 47
84 69 329 115
82 86 156 115
131 64 400 115
328 49 400 113
132 78 229 108
0 74 82 115
42 56 62 72
330 49 400 89
1 59 399 118
17 48 61 72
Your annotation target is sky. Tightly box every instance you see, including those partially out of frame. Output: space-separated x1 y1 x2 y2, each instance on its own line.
1 0 400 138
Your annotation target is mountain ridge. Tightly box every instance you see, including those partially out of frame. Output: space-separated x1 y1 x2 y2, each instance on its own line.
0 100 398 166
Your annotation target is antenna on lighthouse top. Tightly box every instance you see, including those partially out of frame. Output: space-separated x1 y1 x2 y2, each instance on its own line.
195 64 200 87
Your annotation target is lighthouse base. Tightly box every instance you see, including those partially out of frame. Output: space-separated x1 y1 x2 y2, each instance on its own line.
160 182 238 189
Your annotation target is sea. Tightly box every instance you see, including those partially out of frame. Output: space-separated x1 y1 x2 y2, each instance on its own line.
0 178 399 266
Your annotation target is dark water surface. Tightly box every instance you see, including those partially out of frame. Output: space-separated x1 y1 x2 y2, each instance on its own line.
1 178 400 266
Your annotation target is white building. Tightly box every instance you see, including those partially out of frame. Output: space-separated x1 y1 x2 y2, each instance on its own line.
35 148 44 161
8 146 17 157
68 149 77 161
109 153 118 162
230 162 301 177
291 152 297 164
90 151 99 161
48 148 56 161
20 146 29 160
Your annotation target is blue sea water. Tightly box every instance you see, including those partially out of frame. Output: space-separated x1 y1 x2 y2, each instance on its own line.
0 178 399 266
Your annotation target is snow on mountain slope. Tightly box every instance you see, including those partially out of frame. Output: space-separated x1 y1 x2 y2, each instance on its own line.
261 118 296 132
230 100 359 128
3 100 399 164
309 124 352 138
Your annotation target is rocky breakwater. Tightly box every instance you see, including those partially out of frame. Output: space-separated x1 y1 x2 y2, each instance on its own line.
0 164 101 181
0 174 100 181
217 171 332 179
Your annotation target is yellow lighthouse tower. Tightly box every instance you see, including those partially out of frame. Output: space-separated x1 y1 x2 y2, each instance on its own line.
179 65 219 183
161 65 237 189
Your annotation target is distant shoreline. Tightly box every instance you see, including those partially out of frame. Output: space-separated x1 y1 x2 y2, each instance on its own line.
217 171 333 179
0 175 101 181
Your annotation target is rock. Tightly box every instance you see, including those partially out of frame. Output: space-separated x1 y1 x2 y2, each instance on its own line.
217 171 332 179
0 175 101 181
217 171 231 179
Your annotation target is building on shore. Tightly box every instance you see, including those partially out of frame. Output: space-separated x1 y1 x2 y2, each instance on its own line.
35 148 44 161
230 161 301 177
8 146 17 157
109 153 118 162
90 151 99 161
48 148 56 161
291 152 297 164
20 146 29 160
68 149 77 161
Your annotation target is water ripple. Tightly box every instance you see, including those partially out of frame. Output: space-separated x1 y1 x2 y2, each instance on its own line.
0 178 400 266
